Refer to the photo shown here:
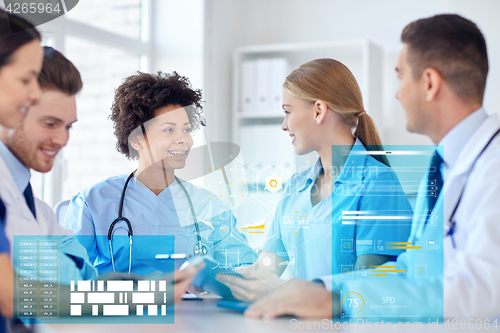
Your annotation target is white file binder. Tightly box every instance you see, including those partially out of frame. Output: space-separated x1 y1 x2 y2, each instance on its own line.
241 60 256 112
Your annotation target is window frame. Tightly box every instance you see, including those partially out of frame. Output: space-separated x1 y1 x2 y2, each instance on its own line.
34 0 153 207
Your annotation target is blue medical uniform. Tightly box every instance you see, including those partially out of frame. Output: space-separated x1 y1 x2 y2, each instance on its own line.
64 175 254 274
1 197 9 333
264 139 413 280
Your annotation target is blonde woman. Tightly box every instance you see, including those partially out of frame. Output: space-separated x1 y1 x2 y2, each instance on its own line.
218 58 412 300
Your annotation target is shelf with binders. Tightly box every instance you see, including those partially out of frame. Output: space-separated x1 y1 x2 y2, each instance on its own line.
232 40 379 120
231 40 383 193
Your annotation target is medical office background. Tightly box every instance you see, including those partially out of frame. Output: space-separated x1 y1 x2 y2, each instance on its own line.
7 0 500 247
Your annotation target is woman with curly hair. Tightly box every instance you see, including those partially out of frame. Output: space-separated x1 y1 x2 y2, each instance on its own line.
64 71 253 275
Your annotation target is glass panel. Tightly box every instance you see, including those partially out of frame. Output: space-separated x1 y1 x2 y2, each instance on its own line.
61 35 141 199
65 0 142 39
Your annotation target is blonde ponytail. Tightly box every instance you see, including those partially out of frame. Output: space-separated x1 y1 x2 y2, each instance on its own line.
284 58 389 166
354 113 390 166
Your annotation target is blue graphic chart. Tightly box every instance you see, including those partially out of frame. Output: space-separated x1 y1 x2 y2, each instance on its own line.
15 237 59 319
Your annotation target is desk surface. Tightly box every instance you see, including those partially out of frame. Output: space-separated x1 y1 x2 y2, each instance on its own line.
37 298 309 333
36 298 495 333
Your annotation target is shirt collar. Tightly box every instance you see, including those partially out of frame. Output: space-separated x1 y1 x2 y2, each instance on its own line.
0 140 30 193
437 107 487 169
298 157 323 192
335 138 367 184
298 138 367 192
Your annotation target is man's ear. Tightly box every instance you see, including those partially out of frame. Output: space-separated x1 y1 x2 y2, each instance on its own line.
422 68 443 102
314 100 329 125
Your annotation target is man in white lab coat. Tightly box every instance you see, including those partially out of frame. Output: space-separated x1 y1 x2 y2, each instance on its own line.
244 14 500 320
0 46 97 283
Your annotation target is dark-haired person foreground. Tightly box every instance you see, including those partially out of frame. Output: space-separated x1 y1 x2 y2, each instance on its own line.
63 71 253 275
245 14 500 320
0 9 43 333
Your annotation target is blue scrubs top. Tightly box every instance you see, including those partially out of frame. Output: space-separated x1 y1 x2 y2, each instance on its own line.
64 175 253 274
1 198 9 333
264 139 413 280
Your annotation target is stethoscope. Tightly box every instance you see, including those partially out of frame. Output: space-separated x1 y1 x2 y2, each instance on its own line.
108 171 208 273
446 128 500 248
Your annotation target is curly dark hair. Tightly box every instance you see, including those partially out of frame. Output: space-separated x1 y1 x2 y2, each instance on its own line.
110 71 205 159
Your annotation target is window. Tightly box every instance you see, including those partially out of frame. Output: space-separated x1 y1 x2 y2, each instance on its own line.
61 36 141 199
34 0 152 207
65 0 142 39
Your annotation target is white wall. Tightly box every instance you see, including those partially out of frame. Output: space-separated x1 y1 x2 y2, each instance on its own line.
152 0 207 152
152 0 205 91
203 0 500 145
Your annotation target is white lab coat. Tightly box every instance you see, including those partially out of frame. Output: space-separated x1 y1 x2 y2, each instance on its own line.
324 113 500 320
0 155 97 283
440 113 500 319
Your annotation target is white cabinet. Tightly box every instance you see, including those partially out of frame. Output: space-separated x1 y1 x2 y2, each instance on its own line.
231 40 383 178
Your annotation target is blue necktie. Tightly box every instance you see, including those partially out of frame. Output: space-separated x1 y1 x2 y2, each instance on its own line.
23 183 36 219
426 151 443 223
0 197 5 224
